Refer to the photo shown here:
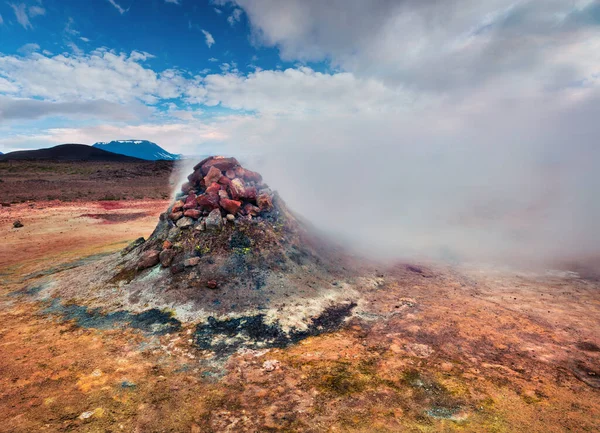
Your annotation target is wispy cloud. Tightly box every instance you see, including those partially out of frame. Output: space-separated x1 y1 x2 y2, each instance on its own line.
8 3 32 29
80 36 90 42
17 43 40 54
0 14 3 25
208 57 218 62
165 0 180 4
227 8 242 26
28 5 45 17
213 8 222 14
202 29 215 48
107 0 127 15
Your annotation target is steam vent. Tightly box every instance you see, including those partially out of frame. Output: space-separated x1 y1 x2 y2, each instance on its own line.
49 156 358 355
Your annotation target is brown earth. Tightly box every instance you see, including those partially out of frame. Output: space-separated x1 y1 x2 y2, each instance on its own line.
0 165 599 432
0 160 177 203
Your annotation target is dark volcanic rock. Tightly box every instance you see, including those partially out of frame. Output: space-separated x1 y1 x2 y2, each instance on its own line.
13 220 24 228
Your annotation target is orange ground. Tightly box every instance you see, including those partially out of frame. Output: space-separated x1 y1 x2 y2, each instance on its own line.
0 201 599 432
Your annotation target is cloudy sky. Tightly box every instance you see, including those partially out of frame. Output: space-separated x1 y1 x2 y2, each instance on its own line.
1 0 599 263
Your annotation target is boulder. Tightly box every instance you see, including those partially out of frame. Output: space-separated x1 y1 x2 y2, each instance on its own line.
169 211 183 221
257 193 273 211
176 217 194 229
220 198 241 214
225 169 236 179
242 186 257 201
137 250 160 270
218 189 229 200
172 200 185 213
235 166 262 183
159 249 177 267
205 182 221 195
183 193 197 210
205 208 223 231
201 156 239 174
204 166 223 186
167 227 181 242
218 176 231 186
184 257 200 267
196 192 220 211
184 209 202 219
229 178 246 200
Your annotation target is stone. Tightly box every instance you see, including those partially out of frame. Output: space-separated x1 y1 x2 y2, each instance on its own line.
220 198 241 214
201 156 239 174
257 193 273 211
262 359 280 372
181 182 192 194
242 186 257 201
225 169 236 179
159 249 177 267
218 176 231 186
218 189 229 200
205 182 221 195
203 166 223 187
167 227 181 242
184 209 202 219
137 250 160 270
169 211 183 221
236 166 262 183
242 203 260 216
184 257 200 267
183 194 197 210
163 240 172 249
176 217 194 229
226 214 235 222
1 202 11 207
172 200 185 213
12 220 23 228
229 178 246 200
194 220 206 231
205 208 223 231
207 280 218 289
170 262 185 274
196 192 220 211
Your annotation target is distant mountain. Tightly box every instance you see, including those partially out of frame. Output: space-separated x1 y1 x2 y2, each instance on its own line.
92 140 180 161
0 144 143 162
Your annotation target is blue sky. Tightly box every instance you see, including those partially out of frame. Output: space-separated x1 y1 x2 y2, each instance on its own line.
0 0 599 156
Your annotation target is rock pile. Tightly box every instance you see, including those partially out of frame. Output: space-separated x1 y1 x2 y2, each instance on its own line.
170 156 273 230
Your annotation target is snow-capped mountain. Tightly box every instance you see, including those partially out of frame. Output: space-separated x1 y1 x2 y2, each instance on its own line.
92 140 180 161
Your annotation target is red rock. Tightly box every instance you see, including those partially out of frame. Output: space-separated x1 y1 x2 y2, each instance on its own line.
205 182 221 195
201 156 240 174
184 209 202 219
218 189 229 200
235 167 262 183
242 186 257 200
196 192 220 210
218 176 231 186
169 211 183 221
181 182 193 194
159 249 176 267
242 203 260 216
193 156 214 171
137 250 160 270
172 200 185 213
183 193 197 210
187 168 204 184
257 193 273 211
184 257 200 267
229 178 246 200
207 280 218 289
163 240 172 249
225 169 236 179
204 166 222 186
220 198 241 214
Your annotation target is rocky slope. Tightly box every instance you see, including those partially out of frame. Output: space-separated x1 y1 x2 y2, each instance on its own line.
92 140 179 161
46 156 358 353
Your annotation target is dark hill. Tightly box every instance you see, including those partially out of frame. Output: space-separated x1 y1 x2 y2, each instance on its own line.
0 144 143 162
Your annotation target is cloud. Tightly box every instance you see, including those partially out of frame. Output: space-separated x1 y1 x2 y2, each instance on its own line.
231 0 600 91
80 37 90 42
0 49 188 104
9 3 32 29
165 0 180 4
208 57 218 62
17 43 40 54
214 8 222 14
227 8 242 26
0 14 3 25
202 29 215 48
107 0 127 15
28 5 45 17
0 96 150 122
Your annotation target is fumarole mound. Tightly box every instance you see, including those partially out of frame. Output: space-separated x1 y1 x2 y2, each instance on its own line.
46 156 359 353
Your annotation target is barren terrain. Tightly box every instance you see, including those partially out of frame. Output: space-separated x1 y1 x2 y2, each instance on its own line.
0 164 599 432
